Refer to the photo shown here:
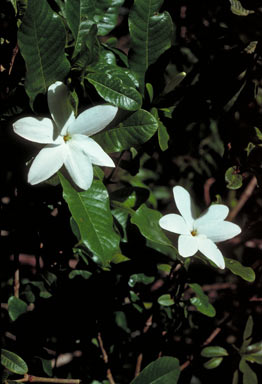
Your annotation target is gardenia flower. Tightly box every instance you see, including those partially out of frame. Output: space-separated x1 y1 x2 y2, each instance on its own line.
13 81 117 190
159 186 241 269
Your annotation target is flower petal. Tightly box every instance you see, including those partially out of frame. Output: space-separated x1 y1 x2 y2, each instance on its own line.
64 141 93 190
48 81 75 132
196 221 241 243
28 144 65 184
13 117 56 144
69 135 115 167
178 234 198 257
159 214 191 235
197 238 225 269
69 105 118 136
194 204 229 227
173 186 195 229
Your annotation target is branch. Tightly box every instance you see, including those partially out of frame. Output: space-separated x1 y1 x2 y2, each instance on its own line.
228 176 257 221
97 333 115 384
14 374 80 384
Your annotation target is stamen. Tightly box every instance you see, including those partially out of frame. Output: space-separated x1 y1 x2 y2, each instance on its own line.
63 134 71 142
191 230 197 236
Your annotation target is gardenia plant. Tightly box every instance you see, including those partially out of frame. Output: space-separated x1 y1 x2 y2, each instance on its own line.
159 186 241 269
13 81 117 190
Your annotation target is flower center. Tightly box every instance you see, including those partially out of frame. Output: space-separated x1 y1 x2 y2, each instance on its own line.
63 134 72 142
191 229 197 236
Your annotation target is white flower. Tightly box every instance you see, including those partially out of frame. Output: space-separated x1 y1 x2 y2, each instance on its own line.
13 81 117 190
159 186 241 269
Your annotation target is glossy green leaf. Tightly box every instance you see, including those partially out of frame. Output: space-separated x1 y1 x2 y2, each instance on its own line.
128 0 173 89
130 356 180 384
239 358 258 384
1 349 28 375
7 296 27 321
87 72 142 111
201 346 228 358
69 270 92 279
158 294 174 307
189 283 216 317
225 166 243 189
59 174 120 266
225 258 255 282
65 0 124 37
18 0 70 105
131 204 174 247
128 274 155 287
94 109 158 152
203 357 223 369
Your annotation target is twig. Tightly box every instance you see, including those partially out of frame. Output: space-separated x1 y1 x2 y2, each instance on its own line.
9 44 19 75
202 327 221 346
204 177 216 206
14 374 80 384
134 354 143 378
14 252 20 298
97 333 115 384
228 176 257 221
134 315 153 377
106 151 125 183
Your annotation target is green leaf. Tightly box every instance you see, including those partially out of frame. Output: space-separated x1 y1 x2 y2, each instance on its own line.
232 370 239 384
114 311 130 333
151 108 169 151
229 0 255 16
128 274 155 287
18 0 70 105
158 294 174 307
189 283 216 317
203 357 223 369
243 316 253 341
239 358 258 384
36 357 53 377
225 258 255 282
65 0 124 37
94 109 158 152
59 174 120 266
7 296 27 321
1 349 28 375
69 270 92 279
128 0 173 90
130 356 180 384
131 204 174 247
225 166 243 189
87 72 142 111
245 342 262 364
201 346 228 358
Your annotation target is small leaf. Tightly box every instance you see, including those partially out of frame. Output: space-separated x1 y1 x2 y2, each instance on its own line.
158 294 174 307
157 264 172 274
146 83 154 103
243 316 253 341
229 0 255 16
114 311 130 333
201 346 228 358
189 283 216 317
225 258 255 282
18 0 70 105
130 356 180 384
87 72 142 111
239 358 258 384
7 296 27 321
1 349 28 375
94 109 158 152
128 274 155 288
69 270 92 280
131 204 174 247
225 166 243 189
203 357 223 369
36 357 53 377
